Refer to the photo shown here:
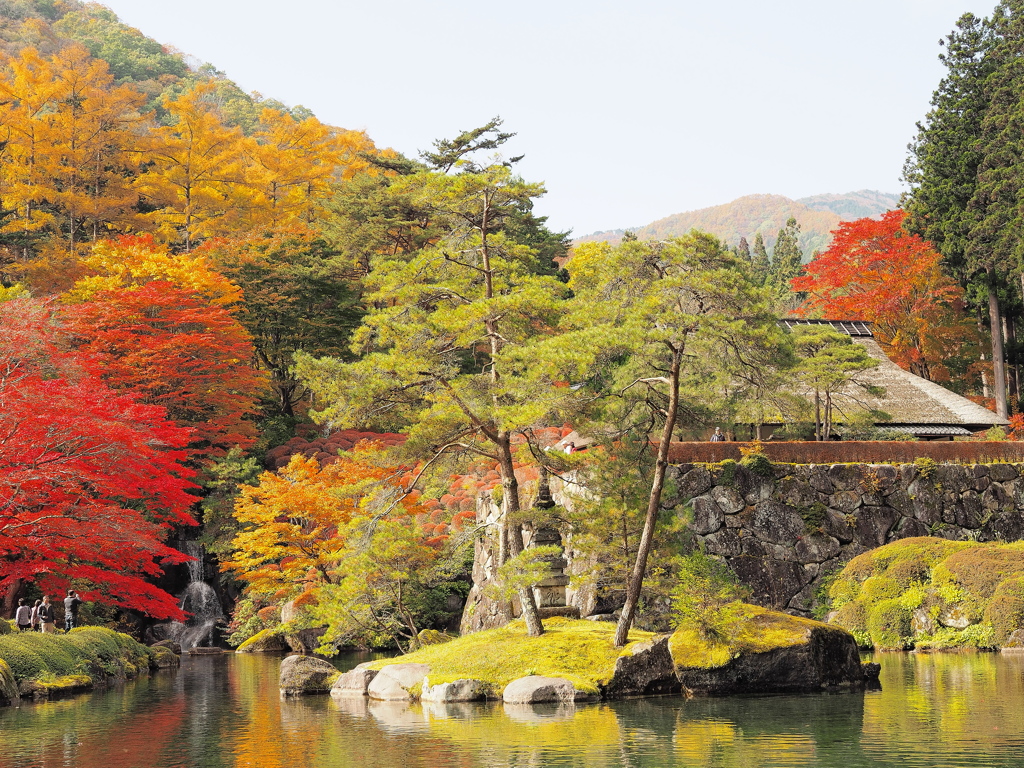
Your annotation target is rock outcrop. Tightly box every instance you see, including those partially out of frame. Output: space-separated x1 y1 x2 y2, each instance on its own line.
331 665 378 697
278 655 340 695
669 605 867 695
421 678 487 702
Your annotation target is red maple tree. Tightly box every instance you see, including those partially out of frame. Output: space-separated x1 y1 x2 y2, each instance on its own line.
792 210 973 382
63 281 267 465
0 299 198 619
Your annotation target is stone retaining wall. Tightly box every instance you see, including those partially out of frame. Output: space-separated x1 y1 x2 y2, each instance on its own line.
662 460 1024 615
460 461 1024 629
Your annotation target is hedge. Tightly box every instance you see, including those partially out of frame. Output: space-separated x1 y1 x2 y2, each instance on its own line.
667 441 1024 465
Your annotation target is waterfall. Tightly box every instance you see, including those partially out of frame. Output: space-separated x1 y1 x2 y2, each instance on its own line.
167 541 224 650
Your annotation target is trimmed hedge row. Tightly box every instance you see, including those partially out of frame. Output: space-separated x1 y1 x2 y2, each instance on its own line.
0 627 154 684
667 440 1024 465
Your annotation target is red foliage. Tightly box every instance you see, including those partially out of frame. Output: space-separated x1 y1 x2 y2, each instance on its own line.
792 210 974 382
63 281 267 464
0 300 197 619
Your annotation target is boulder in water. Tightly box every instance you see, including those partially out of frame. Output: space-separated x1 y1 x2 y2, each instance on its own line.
670 604 867 695
236 629 287 653
151 646 180 668
421 678 486 702
502 675 597 704
367 663 430 701
331 666 378 698
279 655 340 695
151 639 182 656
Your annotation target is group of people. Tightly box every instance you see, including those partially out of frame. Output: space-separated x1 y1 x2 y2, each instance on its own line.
12 590 84 633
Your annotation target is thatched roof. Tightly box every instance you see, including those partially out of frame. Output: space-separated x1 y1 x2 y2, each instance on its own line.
786 320 1006 434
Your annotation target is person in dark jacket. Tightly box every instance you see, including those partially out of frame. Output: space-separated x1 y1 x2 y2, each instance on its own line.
64 590 83 632
37 596 56 633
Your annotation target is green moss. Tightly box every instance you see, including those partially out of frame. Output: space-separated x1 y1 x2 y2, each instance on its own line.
799 502 828 532
718 460 737 486
984 577 1024 645
0 628 151 685
236 628 286 652
363 617 655 696
740 453 773 478
668 602 844 670
867 598 913 649
0 658 16 700
914 457 937 478
832 601 867 634
861 575 901 603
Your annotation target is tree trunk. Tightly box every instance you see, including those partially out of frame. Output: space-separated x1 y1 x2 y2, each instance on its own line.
497 435 544 637
1006 315 1020 404
987 268 1008 419
614 346 682 647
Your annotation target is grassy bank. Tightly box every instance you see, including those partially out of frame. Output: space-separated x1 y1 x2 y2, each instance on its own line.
365 617 654 695
0 626 158 699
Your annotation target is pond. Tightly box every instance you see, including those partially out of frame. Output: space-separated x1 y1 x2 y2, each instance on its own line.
1 651 1022 767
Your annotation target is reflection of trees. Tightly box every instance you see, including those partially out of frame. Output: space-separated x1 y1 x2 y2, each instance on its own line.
863 654 1024 763
0 671 186 768
5 655 1024 767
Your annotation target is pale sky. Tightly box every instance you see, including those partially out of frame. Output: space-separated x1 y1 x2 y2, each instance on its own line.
102 0 999 237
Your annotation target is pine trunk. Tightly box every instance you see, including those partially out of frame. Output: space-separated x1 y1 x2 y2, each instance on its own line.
614 346 682 647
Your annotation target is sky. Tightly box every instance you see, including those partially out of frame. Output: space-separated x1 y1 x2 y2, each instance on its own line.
101 0 1000 237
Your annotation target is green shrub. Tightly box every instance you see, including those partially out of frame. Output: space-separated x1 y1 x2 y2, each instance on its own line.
0 636 49 680
832 600 867 634
861 575 901 603
0 620 12 635
984 577 1024 645
867 598 913 649
739 453 773 478
799 502 827 532
886 558 931 588
718 459 737 486
828 578 860 609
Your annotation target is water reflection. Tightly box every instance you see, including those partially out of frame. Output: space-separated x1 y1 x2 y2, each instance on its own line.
1 652 1023 767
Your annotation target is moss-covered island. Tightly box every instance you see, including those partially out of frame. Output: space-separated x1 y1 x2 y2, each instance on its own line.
826 537 1024 650
0 625 175 704
322 609 871 704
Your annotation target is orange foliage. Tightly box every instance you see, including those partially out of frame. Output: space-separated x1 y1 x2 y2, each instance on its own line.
793 210 975 382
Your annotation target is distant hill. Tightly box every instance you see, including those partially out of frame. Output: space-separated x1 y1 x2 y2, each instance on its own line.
576 190 900 258
797 190 900 220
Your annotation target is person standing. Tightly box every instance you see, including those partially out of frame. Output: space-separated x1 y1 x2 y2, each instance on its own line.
37 596 56 633
64 590 83 632
14 598 31 631
710 427 726 442
30 599 42 631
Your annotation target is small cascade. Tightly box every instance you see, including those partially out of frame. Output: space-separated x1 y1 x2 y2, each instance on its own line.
167 541 225 650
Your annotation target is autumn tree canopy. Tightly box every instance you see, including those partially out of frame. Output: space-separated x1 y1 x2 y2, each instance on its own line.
0 298 197 619
792 210 974 383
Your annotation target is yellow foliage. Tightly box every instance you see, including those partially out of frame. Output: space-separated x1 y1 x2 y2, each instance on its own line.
223 445 423 605
64 235 241 305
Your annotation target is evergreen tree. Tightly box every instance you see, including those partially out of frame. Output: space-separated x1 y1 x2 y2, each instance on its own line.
751 232 770 284
736 236 751 263
904 5 1017 416
770 217 803 289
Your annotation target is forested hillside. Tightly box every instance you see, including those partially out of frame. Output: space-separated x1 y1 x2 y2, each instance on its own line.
577 190 899 256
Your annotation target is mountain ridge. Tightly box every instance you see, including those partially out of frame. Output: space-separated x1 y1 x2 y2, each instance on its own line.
575 190 900 255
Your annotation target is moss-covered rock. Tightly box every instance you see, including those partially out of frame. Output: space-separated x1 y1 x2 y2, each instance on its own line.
235 628 288 653
828 537 1024 650
0 659 17 704
150 646 180 668
278 654 340 695
668 603 865 695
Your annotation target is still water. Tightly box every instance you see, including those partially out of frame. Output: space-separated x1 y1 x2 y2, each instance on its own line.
1 652 1023 768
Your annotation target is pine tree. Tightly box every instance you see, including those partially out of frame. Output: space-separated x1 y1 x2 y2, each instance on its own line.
751 232 770 284
770 217 803 289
